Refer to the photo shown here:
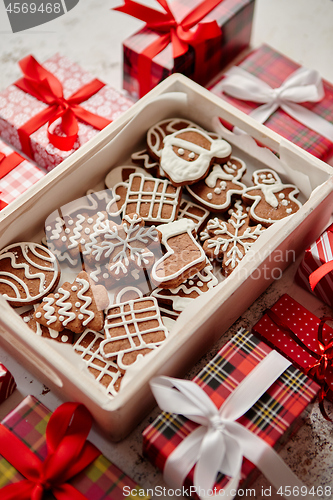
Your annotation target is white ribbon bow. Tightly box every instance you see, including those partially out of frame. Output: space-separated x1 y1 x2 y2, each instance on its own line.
216 66 333 141
150 350 317 500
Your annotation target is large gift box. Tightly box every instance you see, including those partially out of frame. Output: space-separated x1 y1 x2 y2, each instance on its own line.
210 44 333 162
0 395 150 499
115 0 255 98
143 329 319 497
0 139 45 209
0 363 16 404
0 54 133 172
252 294 333 410
295 223 333 308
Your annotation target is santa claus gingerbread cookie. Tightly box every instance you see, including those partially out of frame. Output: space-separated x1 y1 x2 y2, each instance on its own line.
242 169 302 227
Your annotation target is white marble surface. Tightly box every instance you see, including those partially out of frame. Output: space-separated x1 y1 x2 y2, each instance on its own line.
1 1 333 499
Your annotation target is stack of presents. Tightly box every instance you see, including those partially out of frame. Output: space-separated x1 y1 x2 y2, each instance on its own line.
1 0 333 498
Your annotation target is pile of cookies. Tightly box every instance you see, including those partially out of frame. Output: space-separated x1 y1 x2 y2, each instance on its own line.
0 118 303 398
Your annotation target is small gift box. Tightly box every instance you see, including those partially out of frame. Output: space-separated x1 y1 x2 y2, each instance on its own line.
295 223 333 308
0 396 150 499
114 0 255 98
143 329 319 498
0 55 133 172
0 139 45 209
0 363 16 404
210 45 333 162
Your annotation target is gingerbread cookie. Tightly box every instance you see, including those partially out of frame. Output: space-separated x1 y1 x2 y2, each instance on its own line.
131 149 160 177
151 259 218 313
186 157 247 212
151 219 206 288
21 308 74 344
34 271 109 333
107 173 182 224
177 199 210 232
104 165 152 190
242 169 302 227
202 201 264 276
74 329 123 397
100 295 168 371
0 242 60 307
90 213 159 281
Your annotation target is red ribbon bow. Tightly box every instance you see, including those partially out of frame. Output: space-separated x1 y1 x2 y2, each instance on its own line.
263 309 333 421
0 402 100 500
114 0 223 97
14 55 112 157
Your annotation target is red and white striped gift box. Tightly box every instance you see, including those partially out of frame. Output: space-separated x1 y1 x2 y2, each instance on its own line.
295 223 333 307
0 363 16 404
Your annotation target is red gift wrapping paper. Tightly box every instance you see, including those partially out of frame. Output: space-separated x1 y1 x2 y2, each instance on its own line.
120 0 254 98
0 54 133 172
0 363 16 404
142 329 319 497
295 223 333 308
210 44 333 162
252 294 333 402
0 139 45 208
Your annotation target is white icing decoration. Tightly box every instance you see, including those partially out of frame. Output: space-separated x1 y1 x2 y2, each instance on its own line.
41 296 57 325
23 316 30 322
75 302 81 307
59 315 64 321
115 286 143 304
178 148 185 155
281 200 288 206
65 228 70 234
46 226 51 231
56 287 76 326
103 273 109 279
76 277 94 326
286 208 292 214
68 214 85 249
61 335 69 343
147 118 201 158
176 200 209 231
71 286 77 291
84 228 90 234
35 312 41 318
207 193 213 200
68 219 74 225
87 218 93 224
188 152 195 159
78 314 84 320
214 188 221 195
54 293 59 298
279 193 285 199
49 217 64 241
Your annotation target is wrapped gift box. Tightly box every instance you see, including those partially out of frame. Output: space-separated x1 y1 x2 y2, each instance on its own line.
295 223 333 308
252 293 333 403
210 45 333 162
143 329 319 496
0 363 16 404
0 54 133 171
117 0 255 98
0 139 45 208
0 395 149 499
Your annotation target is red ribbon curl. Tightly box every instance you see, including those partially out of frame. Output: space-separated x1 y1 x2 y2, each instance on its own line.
0 402 100 500
263 309 333 421
14 56 112 158
309 259 333 292
114 0 223 97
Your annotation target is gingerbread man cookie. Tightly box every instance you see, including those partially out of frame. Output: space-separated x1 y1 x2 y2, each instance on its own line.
0 242 60 307
34 271 109 333
186 157 246 212
151 219 206 288
242 169 302 227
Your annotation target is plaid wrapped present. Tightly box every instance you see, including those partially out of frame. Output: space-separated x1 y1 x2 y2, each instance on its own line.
252 294 333 407
0 395 150 499
0 139 45 208
295 223 333 308
0 54 133 172
0 363 16 404
210 45 333 162
114 0 254 98
143 329 319 497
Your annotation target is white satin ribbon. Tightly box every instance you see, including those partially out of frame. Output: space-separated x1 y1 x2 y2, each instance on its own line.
150 349 317 500
216 66 333 141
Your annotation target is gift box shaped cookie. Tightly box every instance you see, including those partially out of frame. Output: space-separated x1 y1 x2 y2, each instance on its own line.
252 294 333 409
0 139 45 210
0 395 149 499
295 223 333 308
143 329 319 497
114 0 255 98
0 363 16 404
210 45 333 162
0 54 133 172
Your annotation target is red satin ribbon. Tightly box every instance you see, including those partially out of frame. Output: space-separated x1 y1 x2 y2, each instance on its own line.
0 151 24 180
263 309 333 421
309 259 333 291
0 194 8 210
0 402 100 500
14 55 112 157
114 0 223 96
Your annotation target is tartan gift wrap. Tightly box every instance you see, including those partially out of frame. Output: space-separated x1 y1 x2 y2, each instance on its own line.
0 54 133 172
0 395 150 500
115 0 254 98
252 293 333 404
210 44 333 162
295 223 333 308
0 363 16 404
0 138 45 209
142 329 319 496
